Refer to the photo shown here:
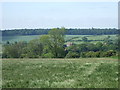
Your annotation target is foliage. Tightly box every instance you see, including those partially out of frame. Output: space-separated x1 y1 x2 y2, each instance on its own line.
25 39 43 58
2 42 27 58
48 28 66 58
84 51 100 58
100 50 117 57
2 28 118 36
42 52 54 58
82 37 88 42
66 51 80 58
2 30 118 58
2 40 118 58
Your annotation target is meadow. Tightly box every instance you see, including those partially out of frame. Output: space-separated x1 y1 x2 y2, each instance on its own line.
2 35 117 44
2 35 41 43
2 58 118 88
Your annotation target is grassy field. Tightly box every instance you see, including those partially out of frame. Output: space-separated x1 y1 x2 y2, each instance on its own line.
2 58 118 88
65 35 117 44
2 35 117 44
2 35 41 43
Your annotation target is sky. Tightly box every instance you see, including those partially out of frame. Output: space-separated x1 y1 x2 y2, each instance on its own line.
1 2 118 30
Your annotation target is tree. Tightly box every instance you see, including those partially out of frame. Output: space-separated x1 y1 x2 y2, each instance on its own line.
82 37 88 42
40 35 53 57
42 52 54 58
2 28 118 36
6 41 10 45
26 39 43 58
103 36 112 44
2 41 27 58
66 51 80 58
48 28 66 58
87 43 98 52
100 50 116 57
39 28 66 58
85 51 94 58
66 44 79 52
96 42 103 51
78 43 88 52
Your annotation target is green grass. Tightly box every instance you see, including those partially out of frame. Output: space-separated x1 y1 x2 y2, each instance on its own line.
2 58 118 88
2 35 117 44
2 35 41 43
86 35 117 40
65 35 117 44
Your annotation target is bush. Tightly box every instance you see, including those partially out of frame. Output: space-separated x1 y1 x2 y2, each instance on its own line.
94 51 101 57
100 50 116 57
85 51 94 58
80 52 86 58
66 51 80 58
84 51 101 58
2 42 28 58
42 53 54 58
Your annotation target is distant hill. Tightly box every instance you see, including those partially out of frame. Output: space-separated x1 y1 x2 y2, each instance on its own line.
1 28 118 36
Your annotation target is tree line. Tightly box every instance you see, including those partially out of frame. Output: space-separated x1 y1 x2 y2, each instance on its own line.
2 28 118 36
2 28 118 58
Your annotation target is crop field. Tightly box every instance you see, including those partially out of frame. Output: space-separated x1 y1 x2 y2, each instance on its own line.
2 35 117 44
2 58 118 88
2 35 41 43
65 35 117 44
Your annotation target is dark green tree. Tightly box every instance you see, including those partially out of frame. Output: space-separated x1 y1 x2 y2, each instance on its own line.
25 39 43 58
48 28 66 58
82 37 88 42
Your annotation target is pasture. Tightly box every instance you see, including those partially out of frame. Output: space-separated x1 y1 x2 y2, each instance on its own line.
2 35 117 44
2 58 118 88
2 35 41 43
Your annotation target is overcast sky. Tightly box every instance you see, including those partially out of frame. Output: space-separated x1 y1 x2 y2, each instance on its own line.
1 2 118 29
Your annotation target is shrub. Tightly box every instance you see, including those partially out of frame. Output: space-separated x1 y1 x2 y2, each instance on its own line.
66 51 80 58
42 53 54 58
100 50 116 57
84 51 101 58
85 51 94 58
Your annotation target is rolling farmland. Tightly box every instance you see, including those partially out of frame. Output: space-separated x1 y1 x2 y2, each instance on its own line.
2 35 117 44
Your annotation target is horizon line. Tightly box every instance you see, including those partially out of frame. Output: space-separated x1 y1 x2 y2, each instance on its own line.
1 27 118 31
